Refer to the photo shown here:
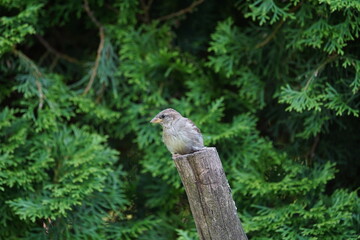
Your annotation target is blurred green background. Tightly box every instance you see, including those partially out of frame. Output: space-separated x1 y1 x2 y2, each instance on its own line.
0 0 359 239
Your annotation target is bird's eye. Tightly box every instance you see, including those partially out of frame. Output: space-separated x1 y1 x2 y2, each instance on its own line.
160 114 165 119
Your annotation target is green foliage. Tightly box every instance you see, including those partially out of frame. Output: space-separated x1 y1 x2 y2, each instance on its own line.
343 57 360 94
243 189 359 240
279 85 323 112
0 0 359 239
207 18 251 77
243 0 296 25
176 228 198 240
0 3 42 55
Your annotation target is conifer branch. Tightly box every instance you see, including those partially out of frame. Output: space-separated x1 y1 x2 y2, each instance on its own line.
49 56 59 71
38 51 50 66
157 0 204 22
35 34 81 64
105 3 119 14
12 48 45 110
255 3 303 49
303 54 338 90
83 0 105 95
95 83 106 103
255 20 284 49
140 0 154 23
306 134 320 166
83 0 102 29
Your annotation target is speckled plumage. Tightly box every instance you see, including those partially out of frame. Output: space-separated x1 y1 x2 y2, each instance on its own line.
150 108 204 155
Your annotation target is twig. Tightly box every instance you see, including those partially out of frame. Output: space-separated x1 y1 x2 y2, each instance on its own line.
255 2 303 49
309 134 320 158
157 0 204 22
38 51 50 66
95 83 106 103
35 34 80 64
34 80 44 110
83 0 102 28
306 134 320 166
83 0 105 95
303 54 338 90
12 48 45 110
49 56 59 71
255 20 284 49
105 3 119 14
140 0 154 23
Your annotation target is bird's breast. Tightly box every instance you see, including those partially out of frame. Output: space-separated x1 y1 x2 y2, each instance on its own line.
162 127 190 154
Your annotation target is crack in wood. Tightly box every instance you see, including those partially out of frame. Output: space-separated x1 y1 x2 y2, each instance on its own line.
173 147 248 240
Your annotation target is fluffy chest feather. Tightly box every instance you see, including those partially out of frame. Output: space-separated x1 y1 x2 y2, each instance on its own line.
162 125 190 154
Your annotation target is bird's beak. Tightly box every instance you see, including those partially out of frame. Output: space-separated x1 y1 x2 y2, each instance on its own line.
150 117 162 124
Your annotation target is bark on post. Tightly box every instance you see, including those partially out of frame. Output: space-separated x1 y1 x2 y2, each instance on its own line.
173 147 248 240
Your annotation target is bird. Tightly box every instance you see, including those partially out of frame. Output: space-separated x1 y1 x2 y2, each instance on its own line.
150 108 204 157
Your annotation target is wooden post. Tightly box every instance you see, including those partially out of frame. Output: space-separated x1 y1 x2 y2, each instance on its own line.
173 147 248 240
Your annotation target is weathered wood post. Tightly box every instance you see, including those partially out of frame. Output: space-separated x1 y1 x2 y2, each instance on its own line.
173 147 248 240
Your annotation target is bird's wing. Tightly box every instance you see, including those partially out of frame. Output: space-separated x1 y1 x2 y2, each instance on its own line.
187 118 201 134
182 117 204 148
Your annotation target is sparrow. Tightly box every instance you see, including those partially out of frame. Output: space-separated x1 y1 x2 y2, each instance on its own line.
150 108 204 157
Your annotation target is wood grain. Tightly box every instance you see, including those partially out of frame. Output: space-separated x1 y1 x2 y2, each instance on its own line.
173 147 248 240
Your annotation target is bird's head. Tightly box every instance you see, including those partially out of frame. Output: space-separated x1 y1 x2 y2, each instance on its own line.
150 108 182 127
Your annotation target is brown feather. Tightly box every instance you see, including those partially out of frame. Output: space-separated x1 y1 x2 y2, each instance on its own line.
150 108 204 155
